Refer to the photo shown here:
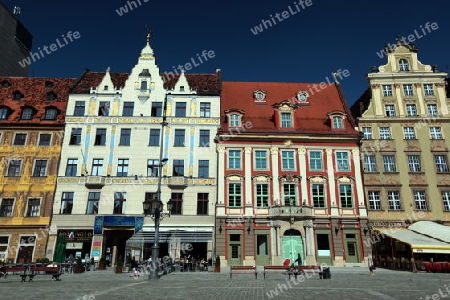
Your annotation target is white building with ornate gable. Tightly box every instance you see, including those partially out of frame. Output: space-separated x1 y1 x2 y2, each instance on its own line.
46 35 221 265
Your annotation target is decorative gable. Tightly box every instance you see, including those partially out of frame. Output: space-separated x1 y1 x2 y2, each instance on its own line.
253 90 267 102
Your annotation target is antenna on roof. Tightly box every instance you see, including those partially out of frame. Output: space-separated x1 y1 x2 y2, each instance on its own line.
13 6 21 17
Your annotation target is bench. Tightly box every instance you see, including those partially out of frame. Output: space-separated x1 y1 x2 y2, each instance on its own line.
229 266 257 279
263 266 289 279
289 265 323 279
5 265 62 281
33 265 62 281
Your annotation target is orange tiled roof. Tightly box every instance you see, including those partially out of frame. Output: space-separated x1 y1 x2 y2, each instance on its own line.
220 81 358 136
0 77 75 125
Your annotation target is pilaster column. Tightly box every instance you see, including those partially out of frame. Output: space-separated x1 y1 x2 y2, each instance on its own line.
394 83 405 116
270 147 279 204
298 148 308 205
217 147 226 204
244 147 252 205
326 149 336 205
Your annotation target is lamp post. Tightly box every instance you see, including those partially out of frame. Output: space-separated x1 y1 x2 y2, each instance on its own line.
142 93 172 280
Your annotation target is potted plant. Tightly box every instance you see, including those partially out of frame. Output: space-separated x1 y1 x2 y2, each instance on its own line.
98 256 106 270
90 257 95 271
75 257 83 273
115 255 123 273
214 255 221 272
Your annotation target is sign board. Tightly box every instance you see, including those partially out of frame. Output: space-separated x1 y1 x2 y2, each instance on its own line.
91 251 100 256
66 242 83 249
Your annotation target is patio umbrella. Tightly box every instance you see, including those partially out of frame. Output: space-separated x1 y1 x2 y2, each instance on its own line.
53 235 66 263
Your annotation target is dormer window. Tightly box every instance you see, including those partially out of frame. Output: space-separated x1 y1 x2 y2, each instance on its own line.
280 112 292 128
254 90 267 102
1 80 11 88
399 59 409 71
230 114 241 127
140 81 148 90
21 107 34 120
44 108 57 120
45 81 54 89
47 91 57 101
180 86 185 92
333 116 343 128
13 91 23 101
327 111 346 129
0 106 11 120
103 85 109 91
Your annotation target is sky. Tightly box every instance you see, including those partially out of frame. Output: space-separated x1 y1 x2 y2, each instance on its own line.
2 0 449 105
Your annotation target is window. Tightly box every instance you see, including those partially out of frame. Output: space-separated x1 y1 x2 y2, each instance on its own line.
47 92 56 101
281 151 295 170
228 183 242 207
65 158 78 176
117 159 129 177
385 105 395 117
256 183 269 207
430 127 442 139
21 108 33 120
7 160 21 176
339 184 353 208
254 150 268 170
179 86 185 92
197 193 209 215
406 104 417 116
174 129 185 146
140 81 148 90
424 84 434 96
32 160 47 177
26 198 40 217
407 155 421 172
283 184 297 206
228 150 241 169
74 101 85 116
362 127 372 140
388 191 401 210
198 160 209 178
60 192 74 214
382 155 396 172
122 102 134 116
38 134 51 146
434 155 448 173
151 102 162 117
172 159 184 176
119 128 131 146
149 129 160 146
94 128 107 146
363 155 376 172
199 130 210 147
368 191 381 210
312 184 325 208
103 85 109 91
332 116 343 128
175 102 186 117
147 159 159 177
0 107 9 119
281 112 292 128
427 104 438 117
335 151 350 171
200 102 211 117
309 151 323 171
44 108 57 120
91 159 103 176
414 190 427 210
145 192 156 202
113 192 126 214
382 85 393 96
403 127 415 140
98 101 110 116
230 114 240 127
171 193 183 215
399 59 409 71
69 128 82 145
13 133 27 145
12 91 22 101
86 192 100 214
0 199 14 217
403 84 414 96
442 191 450 211
379 127 391 140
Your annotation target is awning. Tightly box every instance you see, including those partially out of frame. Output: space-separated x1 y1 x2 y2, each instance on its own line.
377 229 450 254
408 221 450 243
126 230 213 248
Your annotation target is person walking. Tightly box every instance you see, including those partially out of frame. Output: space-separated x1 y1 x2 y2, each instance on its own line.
368 255 375 275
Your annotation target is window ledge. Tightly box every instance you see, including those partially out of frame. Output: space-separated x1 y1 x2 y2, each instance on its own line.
408 172 425 175
383 172 399 175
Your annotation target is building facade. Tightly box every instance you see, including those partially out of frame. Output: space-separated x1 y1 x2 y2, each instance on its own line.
215 81 369 267
0 2 33 76
0 76 73 263
351 40 450 235
47 36 220 265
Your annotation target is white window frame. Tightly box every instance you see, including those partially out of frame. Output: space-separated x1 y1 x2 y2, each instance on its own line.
379 127 391 140
309 150 323 171
254 150 268 170
413 190 427 210
442 191 450 211
424 84 434 96
407 155 421 172
368 191 381 210
406 104 417 116
434 155 448 173
230 114 240 127
363 155 376 172
403 127 415 140
382 155 396 172
403 84 414 96
228 150 242 169
362 127 372 140
430 127 442 139
335 151 350 171
281 150 296 171
382 85 392 96
388 191 401 210
427 104 438 117
385 105 395 117
399 59 409 71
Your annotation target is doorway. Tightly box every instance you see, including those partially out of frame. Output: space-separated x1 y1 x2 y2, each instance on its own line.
344 232 360 263
255 232 270 266
228 233 242 266
282 229 304 265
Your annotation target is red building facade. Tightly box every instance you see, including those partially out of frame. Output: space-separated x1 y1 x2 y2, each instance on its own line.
215 81 370 267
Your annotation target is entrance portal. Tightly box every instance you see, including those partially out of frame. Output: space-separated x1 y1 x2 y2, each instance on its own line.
282 229 304 265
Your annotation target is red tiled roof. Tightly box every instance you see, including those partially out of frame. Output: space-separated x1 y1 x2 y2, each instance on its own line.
220 81 359 136
0 77 75 125
70 70 221 95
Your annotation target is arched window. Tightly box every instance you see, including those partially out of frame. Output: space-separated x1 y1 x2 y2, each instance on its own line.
45 108 58 120
230 114 240 127
21 107 34 120
399 59 409 71
0 106 10 119
333 116 343 129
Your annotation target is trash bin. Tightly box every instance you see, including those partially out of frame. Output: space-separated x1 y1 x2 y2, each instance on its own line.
321 267 331 279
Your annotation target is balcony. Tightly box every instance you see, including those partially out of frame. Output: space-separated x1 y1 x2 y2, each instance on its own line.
269 205 313 221
166 176 189 189
137 89 150 102
84 176 106 189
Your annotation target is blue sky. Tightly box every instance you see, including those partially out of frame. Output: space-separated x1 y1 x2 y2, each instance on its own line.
2 0 449 104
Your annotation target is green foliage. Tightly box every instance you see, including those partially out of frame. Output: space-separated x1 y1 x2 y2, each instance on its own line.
90 257 95 264
36 257 50 264
99 256 106 265
117 255 124 267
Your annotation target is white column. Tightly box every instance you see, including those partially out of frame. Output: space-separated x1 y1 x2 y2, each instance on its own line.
394 84 405 116
326 149 336 205
270 147 279 204
244 147 252 206
298 148 308 205
217 147 225 204
352 148 367 217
